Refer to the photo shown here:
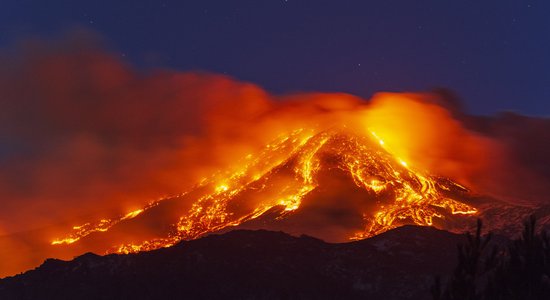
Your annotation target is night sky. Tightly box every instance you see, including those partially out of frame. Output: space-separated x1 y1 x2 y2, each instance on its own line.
1 0 549 115
4 1 550 285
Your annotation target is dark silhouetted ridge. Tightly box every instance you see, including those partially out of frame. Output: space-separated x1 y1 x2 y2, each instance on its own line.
0 226 465 300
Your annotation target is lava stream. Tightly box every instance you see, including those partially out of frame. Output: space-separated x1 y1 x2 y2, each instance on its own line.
51 127 477 254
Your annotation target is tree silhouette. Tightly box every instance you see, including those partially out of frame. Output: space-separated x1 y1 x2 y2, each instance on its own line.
484 215 550 299
432 219 493 300
433 216 550 300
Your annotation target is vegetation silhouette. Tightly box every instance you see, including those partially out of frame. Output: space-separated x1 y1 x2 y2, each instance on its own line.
432 216 550 300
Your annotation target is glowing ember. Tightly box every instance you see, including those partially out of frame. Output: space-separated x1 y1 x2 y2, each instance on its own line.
52 127 477 254
51 202 159 245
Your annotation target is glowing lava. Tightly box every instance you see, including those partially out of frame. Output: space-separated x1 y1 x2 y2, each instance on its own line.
51 201 159 245
52 127 477 254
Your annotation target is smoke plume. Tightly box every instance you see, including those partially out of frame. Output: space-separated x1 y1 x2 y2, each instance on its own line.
1 33 550 277
1 34 549 234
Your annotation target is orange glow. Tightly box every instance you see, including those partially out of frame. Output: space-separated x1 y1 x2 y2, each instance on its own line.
51 126 477 254
1 39 506 278
51 203 158 246
360 93 495 186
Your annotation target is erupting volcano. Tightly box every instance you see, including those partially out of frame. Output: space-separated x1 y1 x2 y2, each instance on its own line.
50 126 478 255
2 3 549 297
2 44 550 282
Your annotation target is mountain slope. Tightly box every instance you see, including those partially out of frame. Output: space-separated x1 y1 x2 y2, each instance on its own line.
49 128 478 254
2 127 547 279
0 226 465 300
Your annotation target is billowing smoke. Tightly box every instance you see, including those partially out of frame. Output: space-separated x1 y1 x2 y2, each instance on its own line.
0 34 276 235
1 33 549 277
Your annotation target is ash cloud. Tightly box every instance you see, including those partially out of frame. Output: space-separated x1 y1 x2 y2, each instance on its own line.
0 32 549 237
0 33 275 234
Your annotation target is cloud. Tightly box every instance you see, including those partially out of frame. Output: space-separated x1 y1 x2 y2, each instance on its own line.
0 33 274 233
0 32 549 237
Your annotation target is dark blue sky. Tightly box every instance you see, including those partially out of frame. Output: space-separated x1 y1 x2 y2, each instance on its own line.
1 0 549 115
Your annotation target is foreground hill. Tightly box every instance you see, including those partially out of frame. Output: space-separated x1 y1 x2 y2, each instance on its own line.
0 226 465 300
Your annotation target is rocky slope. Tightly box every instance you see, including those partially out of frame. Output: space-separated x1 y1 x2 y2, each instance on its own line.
0 226 466 300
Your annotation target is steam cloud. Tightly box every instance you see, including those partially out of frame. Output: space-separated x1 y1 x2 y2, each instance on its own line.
0 33 549 238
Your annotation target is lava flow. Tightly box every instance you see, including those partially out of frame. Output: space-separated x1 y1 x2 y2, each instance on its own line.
51 126 477 254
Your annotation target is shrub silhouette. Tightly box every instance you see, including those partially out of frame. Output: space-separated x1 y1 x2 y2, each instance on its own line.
433 216 550 300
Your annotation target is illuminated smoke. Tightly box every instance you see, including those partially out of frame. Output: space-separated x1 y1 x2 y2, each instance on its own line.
0 33 549 278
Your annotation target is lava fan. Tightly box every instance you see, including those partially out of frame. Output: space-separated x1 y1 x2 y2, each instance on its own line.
50 126 478 254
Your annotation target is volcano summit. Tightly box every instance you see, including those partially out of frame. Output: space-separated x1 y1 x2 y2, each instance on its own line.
49 127 478 255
